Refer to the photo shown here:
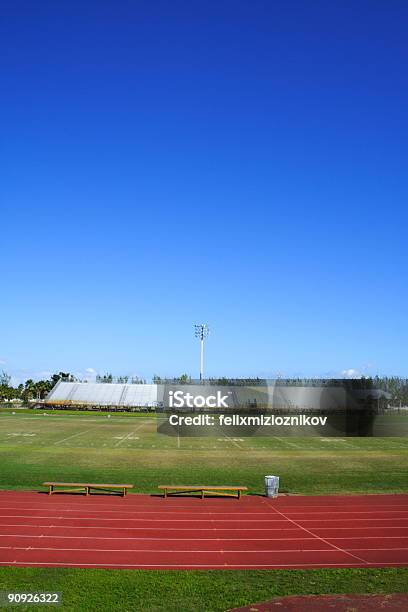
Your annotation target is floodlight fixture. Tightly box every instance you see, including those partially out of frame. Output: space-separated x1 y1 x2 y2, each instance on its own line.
194 324 209 381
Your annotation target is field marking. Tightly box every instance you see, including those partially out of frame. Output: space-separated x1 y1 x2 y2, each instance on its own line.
54 428 95 446
6 433 36 437
219 433 243 449
274 437 304 449
319 438 356 448
264 498 368 565
114 424 146 447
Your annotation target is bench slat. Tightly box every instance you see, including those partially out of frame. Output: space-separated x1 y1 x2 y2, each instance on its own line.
158 486 247 490
42 482 133 497
158 485 248 499
43 482 133 488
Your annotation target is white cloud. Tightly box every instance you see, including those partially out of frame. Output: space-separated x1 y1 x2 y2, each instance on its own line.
81 367 97 381
38 370 52 379
341 368 361 379
0 359 7 366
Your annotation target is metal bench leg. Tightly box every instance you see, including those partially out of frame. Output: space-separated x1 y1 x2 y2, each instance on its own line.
164 488 167 498
238 490 241 499
86 486 89 496
49 485 53 496
201 489 204 499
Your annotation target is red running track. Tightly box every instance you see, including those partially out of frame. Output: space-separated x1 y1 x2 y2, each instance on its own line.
0 491 407 570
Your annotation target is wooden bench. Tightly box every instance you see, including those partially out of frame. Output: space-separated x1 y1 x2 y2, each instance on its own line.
43 482 134 497
158 485 248 499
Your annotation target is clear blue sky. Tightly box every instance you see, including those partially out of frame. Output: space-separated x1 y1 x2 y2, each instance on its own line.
1 1 407 383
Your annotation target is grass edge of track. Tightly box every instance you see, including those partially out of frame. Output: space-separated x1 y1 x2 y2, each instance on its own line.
0 567 407 611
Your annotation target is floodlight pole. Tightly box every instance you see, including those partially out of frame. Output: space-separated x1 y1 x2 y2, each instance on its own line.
200 336 204 382
194 324 209 383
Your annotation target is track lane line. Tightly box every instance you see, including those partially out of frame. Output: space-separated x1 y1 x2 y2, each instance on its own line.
2 522 408 532
0 561 406 568
3 534 407 542
0 506 407 516
263 498 369 565
1 492 407 570
2 513 407 522
3 547 408 555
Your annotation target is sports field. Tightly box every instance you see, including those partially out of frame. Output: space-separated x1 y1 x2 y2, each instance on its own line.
0 409 407 610
0 410 407 495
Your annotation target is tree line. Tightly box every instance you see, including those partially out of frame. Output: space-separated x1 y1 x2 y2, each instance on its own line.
0 371 75 402
1 371 408 406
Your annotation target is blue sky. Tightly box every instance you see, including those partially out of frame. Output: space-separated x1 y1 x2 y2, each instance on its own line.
1 1 407 383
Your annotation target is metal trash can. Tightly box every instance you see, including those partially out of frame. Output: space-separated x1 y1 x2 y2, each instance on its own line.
265 475 279 498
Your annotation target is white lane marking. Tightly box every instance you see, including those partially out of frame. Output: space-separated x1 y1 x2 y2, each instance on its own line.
1 523 407 532
0 546 351 553
0 515 295 522
264 498 368 565
1 514 407 523
2 534 408 542
0 502 406 512
0 562 404 568
0 506 407 517
0 535 315 541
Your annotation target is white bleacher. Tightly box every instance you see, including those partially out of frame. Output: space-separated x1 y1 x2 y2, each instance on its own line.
46 382 158 407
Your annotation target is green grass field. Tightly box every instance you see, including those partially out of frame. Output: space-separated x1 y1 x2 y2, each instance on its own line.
0 410 407 494
0 409 407 611
0 567 407 611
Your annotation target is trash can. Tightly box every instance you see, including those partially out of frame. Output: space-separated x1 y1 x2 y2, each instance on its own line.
265 475 279 498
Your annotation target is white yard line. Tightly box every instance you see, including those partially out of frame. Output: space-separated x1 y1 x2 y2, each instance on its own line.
274 437 304 449
114 424 145 447
221 433 243 449
54 428 95 446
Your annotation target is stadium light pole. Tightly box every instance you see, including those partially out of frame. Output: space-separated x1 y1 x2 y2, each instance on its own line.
194 324 209 383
